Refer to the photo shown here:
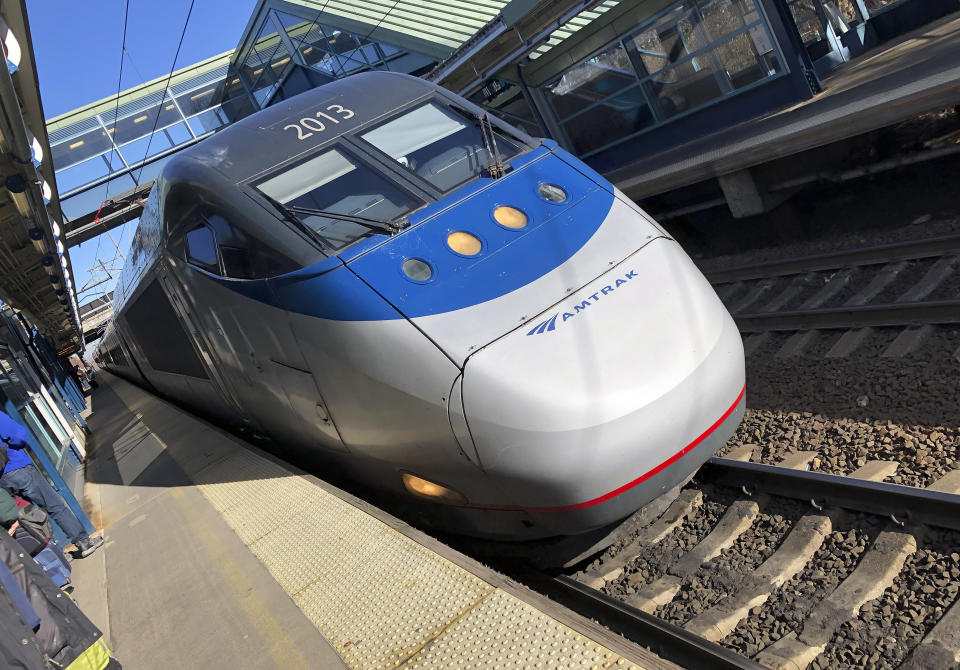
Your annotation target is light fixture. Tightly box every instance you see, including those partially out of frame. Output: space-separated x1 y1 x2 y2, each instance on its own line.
39 177 51 203
538 183 567 203
447 231 482 256
401 258 432 282
27 129 43 166
68 139 84 150
401 473 467 505
133 115 148 123
189 87 215 100
493 205 528 229
5 174 29 216
0 16 20 73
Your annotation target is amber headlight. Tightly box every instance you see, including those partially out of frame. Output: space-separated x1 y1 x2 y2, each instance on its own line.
493 205 528 229
447 231 482 256
401 473 467 505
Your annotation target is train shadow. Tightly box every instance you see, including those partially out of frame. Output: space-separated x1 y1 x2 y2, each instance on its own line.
81 375 427 539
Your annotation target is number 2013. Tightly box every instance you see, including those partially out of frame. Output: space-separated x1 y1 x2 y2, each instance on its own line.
284 104 355 140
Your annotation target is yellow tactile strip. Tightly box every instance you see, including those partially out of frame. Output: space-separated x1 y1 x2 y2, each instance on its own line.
405 590 628 670
120 383 648 670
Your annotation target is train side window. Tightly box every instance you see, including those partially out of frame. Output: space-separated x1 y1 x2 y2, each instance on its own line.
206 213 299 280
219 246 253 279
185 224 219 273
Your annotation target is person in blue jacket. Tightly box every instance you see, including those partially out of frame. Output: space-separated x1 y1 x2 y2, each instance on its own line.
0 410 102 558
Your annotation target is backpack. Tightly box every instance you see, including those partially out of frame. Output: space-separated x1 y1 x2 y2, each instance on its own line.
16 498 54 544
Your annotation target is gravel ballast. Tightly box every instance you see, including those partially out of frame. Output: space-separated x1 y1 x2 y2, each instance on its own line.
724 513 886 657
655 497 804 626
718 328 960 487
814 528 960 669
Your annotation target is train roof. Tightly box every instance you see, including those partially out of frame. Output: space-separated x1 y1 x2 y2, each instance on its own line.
165 71 443 185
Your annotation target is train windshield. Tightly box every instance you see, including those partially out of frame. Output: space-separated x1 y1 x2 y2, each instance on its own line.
256 148 420 251
360 102 525 192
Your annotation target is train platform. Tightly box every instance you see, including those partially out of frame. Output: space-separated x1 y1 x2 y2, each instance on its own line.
609 11 960 200
71 373 676 670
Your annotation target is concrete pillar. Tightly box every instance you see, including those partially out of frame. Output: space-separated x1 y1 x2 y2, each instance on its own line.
717 168 795 218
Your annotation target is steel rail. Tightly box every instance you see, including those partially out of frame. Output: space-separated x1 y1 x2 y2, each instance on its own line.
520 571 764 670
701 458 960 531
705 233 960 284
734 299 960 333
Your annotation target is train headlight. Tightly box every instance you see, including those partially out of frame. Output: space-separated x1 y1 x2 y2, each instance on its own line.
537 183 567 203
493 205 528 229
402 258 433 282
401 473 467 505
447 231 482 256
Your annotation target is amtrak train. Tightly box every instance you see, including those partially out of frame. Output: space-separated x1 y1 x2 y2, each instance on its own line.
96 72 745 539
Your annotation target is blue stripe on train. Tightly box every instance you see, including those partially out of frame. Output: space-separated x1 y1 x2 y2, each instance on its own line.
230 151 615 321
344 153 614 319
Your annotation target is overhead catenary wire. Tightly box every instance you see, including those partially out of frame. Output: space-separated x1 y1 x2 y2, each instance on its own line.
132 0 197 187
359 0 402 69
286 0 398 76
103 0 131 205
89 0 132 278
288 0 337 61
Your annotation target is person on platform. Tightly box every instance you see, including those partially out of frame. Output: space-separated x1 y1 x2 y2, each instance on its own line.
0 410 102 558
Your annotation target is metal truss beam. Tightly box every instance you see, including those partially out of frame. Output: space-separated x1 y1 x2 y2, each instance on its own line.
426 0 608 95
63 180 154 247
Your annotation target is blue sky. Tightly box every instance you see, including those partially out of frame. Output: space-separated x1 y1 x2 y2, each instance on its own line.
27 0 258 308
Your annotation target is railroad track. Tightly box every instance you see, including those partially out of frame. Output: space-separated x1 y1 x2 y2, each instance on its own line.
703 233 960 341
521 454 960 670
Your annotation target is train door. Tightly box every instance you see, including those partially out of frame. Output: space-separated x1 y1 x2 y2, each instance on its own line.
152 264 251 427
167 216 346 455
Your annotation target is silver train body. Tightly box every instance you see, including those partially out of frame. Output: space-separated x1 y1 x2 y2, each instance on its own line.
96 72 745 539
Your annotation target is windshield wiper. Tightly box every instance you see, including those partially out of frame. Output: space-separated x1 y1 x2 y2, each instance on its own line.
479 112 506 179
262 193 406 236
286 204 407 234
261 193 327 243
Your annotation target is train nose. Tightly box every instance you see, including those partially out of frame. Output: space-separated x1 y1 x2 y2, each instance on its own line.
460 237 745 532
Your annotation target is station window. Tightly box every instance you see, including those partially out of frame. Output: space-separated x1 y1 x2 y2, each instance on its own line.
542 0 783 156
469 81 544 138
271 10 407 80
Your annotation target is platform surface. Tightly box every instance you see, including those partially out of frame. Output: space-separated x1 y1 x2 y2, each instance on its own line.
610 11 960 198
74 373 677 669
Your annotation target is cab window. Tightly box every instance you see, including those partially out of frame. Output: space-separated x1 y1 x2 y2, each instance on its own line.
359 101 525 193
255 148 420 251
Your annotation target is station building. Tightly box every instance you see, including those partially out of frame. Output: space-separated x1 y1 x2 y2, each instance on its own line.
0 1 957 664
41 0 960 320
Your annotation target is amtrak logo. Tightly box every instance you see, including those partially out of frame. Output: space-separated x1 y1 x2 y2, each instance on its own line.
527 269 638 336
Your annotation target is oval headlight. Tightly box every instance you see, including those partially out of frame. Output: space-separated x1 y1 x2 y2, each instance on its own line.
537 183 567 203
402 473 467 505
447 231 482 256
401 258 432 281
493 205 528 229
